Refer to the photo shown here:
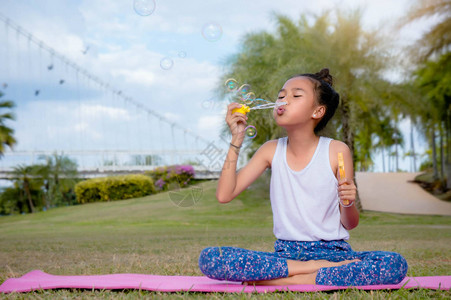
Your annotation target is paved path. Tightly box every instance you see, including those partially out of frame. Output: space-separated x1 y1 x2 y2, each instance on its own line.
355 172 451 216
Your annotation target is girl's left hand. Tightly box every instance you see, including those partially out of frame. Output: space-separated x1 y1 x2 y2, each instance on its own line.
338 178 356 205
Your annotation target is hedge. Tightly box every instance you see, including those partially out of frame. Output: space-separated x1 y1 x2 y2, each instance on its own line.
146 165 195 191
75 174 155 204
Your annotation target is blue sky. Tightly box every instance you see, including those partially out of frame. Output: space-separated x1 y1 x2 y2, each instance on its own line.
0 0 434 171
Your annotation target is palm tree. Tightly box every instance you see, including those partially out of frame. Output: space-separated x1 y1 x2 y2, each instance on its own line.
401 0 451 189
38 153 78 207
413 53 451 187
12 164 39 213
0 92 17 156
400 0 451 61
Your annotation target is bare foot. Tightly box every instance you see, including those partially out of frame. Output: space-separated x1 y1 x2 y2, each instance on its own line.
242 259 362 286
316 258 361 269
287 258 361 276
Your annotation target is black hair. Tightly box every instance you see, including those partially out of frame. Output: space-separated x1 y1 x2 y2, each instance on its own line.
291 68 340 134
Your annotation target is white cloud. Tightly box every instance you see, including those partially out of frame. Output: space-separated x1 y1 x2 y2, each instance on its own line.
163 112 181 122
197 115 223 140
113 68 156 85
80 104 131 121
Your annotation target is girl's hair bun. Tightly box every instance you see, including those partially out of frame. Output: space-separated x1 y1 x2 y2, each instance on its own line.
314 68 333 86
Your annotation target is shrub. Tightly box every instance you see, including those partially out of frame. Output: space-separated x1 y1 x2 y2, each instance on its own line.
146 165 195 191
75 174 155 204
0 187 22 215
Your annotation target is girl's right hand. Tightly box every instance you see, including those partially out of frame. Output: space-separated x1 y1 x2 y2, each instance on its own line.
226 102 247 145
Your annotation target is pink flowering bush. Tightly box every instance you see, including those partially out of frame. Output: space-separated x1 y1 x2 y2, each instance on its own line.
146 165 195 191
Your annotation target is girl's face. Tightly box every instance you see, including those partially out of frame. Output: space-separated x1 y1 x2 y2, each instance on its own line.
273 76 320 128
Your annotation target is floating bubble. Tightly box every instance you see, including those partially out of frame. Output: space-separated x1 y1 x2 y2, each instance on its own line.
243 92 256 104
134 0 156 16
178 51 187 58
253 98 271 107
225 78 238 91
245 125 257 139
160 57 174 70
201 22 223 42
238 84 251 97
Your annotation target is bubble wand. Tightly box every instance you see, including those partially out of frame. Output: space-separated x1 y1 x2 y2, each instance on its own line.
338 152 352 207
232 102 286 115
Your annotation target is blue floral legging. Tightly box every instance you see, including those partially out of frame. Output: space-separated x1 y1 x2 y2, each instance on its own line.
199 240 408 286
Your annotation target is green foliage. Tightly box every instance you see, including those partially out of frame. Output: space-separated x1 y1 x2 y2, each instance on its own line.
404 1 451 188
38 153 79 207
146 165 195 191
402 0 451 60
0 154 80 214
11 164 46 213
414 52 451 122
75 174 156 204
0 92 17 156
0 187 25 214
0 183 45 215
411 52 451 186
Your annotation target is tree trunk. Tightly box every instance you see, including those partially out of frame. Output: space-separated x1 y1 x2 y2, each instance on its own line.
440 127 445 183
410 120 416 172
447 115 451 190
381 147 386 172
447 112 451 189
432 127 439 180
395 141 399 172
340 95 355 158
388 147 391 172
24 180 35 213
340 95 362 212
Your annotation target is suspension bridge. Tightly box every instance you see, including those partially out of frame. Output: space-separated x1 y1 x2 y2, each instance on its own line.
0 14 239 180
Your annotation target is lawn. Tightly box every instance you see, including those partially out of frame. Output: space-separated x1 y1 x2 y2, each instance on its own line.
0 174 450 299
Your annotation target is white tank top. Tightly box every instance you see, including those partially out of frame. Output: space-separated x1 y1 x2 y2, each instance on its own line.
270 136 349 241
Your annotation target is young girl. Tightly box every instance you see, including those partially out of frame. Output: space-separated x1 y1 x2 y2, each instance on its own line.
198 68 408 286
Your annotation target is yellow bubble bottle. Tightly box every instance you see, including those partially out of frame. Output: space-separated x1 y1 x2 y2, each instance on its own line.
232 105 250 115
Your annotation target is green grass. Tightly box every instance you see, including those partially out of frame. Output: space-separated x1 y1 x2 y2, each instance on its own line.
0 175 450 299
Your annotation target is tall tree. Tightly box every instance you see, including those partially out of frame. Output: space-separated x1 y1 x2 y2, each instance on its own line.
0 92 17 156
413 53 451 187
38 153 78 207
12 164 41 213
401 0 451 61
400 0 451 189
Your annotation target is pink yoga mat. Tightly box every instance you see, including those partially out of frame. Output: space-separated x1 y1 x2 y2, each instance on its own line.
0 270 450 293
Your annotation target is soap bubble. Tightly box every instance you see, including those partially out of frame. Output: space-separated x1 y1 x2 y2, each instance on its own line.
178 51 187 58
245 125 257 139
238 84 251 97
254 98 271 107
160 57 174 70
201 22 223 42
133 0 156 16
225 78 238 91
243 92 256 104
